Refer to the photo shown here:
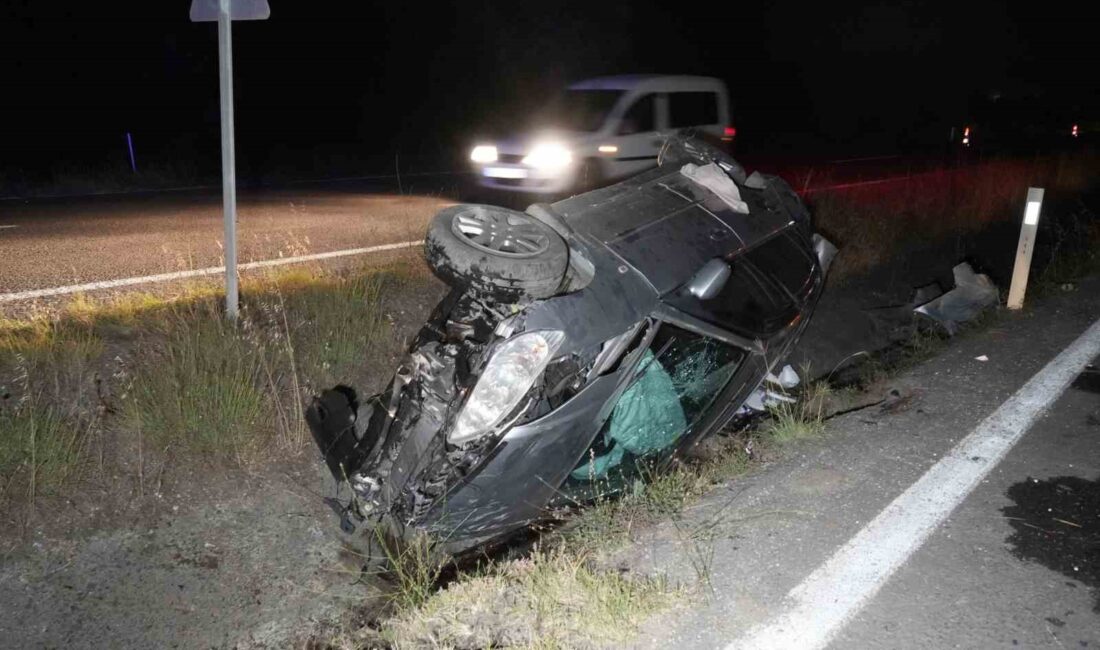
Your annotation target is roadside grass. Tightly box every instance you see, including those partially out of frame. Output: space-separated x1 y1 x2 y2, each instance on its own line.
0 320 103 500
0 261 429 508
855 324 951 388
759 379 832 444
374 544 679 650
1033 207 1100 297
122 300 270 459
812 153 1098 282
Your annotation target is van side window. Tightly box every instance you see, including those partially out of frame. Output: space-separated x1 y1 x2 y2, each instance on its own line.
669 91 719 128
618 95 656 135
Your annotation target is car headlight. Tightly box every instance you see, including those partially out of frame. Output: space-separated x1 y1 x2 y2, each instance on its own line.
522 143 573 172
470 145 498 164
449 330 565 445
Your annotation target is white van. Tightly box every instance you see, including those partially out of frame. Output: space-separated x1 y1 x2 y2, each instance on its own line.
470 75 734 194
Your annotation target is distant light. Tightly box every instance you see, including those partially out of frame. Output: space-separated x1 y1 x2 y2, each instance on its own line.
1072 124 1079 137
962 137 969 146
963 126 971 137
1024 201 1041 225
470 145 498 164
598 144 619 154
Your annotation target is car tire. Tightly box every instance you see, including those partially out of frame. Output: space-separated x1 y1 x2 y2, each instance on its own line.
425 204 569 298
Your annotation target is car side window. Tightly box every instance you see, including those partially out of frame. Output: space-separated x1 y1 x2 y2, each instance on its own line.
617 94 656 135
743 231 816 301
669 91 719 128
665 231 813 338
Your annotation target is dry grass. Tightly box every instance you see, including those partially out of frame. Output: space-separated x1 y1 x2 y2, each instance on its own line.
0 321 103 500
810 153 1098 281
0 262 425 508
758 379 832 444
374 545 678 650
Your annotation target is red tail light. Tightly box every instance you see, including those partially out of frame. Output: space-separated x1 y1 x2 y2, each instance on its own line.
723 126 737 138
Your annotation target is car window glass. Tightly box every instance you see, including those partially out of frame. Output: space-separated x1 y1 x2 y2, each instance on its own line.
669 91 719 128
618 94 656 135
568 324 745 483
744 231 816 300
665 233 808 338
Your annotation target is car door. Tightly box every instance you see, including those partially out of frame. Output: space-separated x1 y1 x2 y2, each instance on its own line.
602 93 662 180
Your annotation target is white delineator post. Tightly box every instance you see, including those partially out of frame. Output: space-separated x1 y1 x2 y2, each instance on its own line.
1006 187 1044 310
217 0 239 321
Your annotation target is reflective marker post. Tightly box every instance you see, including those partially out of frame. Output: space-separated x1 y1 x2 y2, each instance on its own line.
217 0 239 320
1006 187 1044 310
190 0 269 321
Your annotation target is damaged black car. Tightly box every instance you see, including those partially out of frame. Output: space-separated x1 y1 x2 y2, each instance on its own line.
307 138 834 554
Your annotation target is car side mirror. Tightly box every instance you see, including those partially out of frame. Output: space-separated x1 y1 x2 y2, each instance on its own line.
687 258 731 300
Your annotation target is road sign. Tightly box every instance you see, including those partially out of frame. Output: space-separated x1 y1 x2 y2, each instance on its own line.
190 0 270 22
190 0 270 320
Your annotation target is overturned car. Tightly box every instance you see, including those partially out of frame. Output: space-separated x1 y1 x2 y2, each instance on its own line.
307 138 832 553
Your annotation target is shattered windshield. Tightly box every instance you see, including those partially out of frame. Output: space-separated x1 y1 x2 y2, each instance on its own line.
536 89 623 132
570 324 745 482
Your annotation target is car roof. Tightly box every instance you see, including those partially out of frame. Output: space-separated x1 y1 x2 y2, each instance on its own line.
568 74 726 93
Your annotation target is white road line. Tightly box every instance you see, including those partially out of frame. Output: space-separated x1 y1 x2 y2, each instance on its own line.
0 240 423 303
729 315 1100 650
0 225 18 230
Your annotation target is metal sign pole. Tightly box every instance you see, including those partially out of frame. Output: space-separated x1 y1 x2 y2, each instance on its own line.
217 0 239 321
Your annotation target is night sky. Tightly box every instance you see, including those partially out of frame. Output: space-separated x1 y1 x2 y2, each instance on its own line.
1 1 1096 186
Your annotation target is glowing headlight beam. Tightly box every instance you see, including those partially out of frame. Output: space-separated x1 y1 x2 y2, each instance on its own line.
522 143 573 171
470 145 498 164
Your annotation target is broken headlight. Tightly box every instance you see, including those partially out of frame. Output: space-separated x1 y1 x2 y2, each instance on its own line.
449 330 565 445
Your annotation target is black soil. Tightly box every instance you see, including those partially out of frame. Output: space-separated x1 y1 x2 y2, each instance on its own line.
1002 475 1100 612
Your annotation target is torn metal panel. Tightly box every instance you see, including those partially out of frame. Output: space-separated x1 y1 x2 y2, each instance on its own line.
914 262 999 334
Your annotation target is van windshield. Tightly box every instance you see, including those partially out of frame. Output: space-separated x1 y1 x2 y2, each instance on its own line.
538 89 623 132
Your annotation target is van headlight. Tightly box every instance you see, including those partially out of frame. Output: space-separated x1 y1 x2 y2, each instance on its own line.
470 145 498 164
449 330 565 445
522 143 573 172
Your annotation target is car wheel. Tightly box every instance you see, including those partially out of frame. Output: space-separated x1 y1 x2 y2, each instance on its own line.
425 204 569 298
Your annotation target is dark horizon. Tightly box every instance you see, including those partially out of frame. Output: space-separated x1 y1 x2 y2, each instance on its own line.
1 1 1097 187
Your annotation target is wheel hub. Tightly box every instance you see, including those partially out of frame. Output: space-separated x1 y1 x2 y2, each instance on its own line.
452 207 551 259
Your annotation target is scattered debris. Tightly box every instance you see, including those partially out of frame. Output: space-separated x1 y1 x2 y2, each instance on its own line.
975 355 989 362
914 262 999 334
766 364 801 389
680 161 750 213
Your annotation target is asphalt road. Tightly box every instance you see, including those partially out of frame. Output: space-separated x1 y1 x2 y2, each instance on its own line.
0 177 459 295
627 274 1100 649
0 153 953 300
